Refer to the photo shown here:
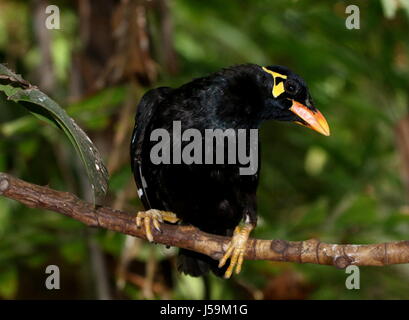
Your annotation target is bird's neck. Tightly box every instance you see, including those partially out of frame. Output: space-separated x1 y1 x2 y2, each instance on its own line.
210 64 269 129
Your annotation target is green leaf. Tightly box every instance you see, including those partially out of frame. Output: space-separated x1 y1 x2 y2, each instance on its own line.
0 64 109 204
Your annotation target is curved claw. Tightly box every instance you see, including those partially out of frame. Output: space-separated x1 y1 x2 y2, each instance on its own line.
218 224 253 279
135 209 179 242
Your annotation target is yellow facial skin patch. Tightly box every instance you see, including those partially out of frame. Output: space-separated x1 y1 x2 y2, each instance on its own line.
262 66 287 98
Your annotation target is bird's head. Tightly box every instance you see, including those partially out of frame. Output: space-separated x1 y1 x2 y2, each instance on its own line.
260 65 330 136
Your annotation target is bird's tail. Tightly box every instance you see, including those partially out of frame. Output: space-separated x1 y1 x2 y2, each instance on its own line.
177 249 227 277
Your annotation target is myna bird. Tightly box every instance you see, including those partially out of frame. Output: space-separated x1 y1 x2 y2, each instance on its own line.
130 64 330 278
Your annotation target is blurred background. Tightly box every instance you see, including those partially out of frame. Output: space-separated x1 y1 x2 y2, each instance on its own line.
0 0 409 299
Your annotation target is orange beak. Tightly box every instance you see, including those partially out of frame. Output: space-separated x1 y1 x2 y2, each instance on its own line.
289 100 330 136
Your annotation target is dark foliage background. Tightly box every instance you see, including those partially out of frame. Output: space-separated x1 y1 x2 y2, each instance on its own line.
0 0 409 299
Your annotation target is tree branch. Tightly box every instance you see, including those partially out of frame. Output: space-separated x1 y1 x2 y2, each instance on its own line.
1 172 409 269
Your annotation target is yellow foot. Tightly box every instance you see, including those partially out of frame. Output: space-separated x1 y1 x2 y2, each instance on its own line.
136 209 179 242
218 223 253 279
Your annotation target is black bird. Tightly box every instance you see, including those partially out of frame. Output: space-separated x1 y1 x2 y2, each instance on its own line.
130 64 330 278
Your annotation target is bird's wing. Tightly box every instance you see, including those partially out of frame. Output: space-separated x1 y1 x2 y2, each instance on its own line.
130 87 173 209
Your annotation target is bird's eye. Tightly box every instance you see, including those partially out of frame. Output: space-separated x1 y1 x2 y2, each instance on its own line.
284 80 299 96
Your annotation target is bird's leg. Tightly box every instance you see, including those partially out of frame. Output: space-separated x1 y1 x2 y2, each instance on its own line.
218 221 254 279
136 209 179 242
